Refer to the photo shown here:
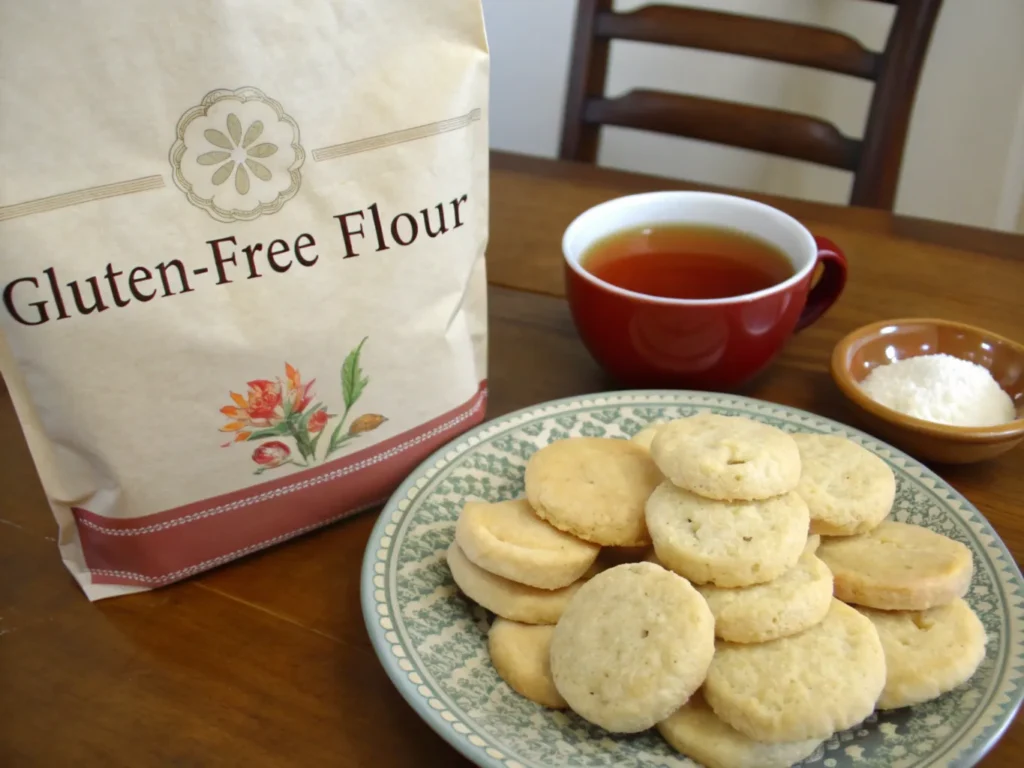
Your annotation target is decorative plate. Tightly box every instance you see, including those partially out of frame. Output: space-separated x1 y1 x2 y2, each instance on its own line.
361 392 1024 768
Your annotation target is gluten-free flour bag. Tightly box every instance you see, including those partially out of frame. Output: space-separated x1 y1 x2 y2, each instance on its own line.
0 1 489 600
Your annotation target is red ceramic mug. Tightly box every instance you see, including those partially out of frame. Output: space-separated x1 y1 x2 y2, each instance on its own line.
563 191 847 390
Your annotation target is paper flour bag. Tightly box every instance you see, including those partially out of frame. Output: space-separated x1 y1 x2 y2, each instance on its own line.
0 1 489 600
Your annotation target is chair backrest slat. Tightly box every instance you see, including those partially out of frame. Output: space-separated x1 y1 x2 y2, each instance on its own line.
585 90 862 169
560 0 944 210
594 6 881 80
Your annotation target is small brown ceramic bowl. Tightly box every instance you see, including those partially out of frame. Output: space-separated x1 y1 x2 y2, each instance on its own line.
831 318 1024 464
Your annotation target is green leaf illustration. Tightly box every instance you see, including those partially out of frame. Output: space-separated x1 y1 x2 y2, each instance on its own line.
311 423 328 456
320 337 372 463
287 417 315 462
324 423 355 462
246 423 291 440
341 337 369 411
297 405 323 442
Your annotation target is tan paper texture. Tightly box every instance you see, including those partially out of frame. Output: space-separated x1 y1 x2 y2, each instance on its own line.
0 0 490 600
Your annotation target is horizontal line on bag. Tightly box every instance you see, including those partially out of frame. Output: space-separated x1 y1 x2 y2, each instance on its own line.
0 175 166 223
311 108 482 162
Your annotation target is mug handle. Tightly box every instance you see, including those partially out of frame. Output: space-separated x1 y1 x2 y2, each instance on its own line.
795 236 848 332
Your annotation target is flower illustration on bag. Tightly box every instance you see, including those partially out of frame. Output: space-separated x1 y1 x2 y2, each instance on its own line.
198 113 281 195
170 86 305 222
284 363 316 414
219 338 387 474
252 441 292 473
308 410 330 434
220 380 284 442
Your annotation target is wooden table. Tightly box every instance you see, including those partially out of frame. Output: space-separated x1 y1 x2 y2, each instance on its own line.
1 151 1021 766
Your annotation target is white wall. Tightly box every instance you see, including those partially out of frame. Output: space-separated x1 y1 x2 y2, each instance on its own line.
482 0 1024 231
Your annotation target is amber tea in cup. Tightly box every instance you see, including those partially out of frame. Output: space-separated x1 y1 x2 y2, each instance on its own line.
562 191 848 390
580 223 794 300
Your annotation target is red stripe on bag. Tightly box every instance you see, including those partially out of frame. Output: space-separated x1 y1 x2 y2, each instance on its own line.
72 383 488 587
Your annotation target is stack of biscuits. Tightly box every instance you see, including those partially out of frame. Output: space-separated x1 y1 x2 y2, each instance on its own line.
446 413 986 768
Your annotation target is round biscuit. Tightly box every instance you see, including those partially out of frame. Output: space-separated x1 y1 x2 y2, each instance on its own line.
656 693 823 768
525 437 660 546
455 499 600 589
859 598 987 709
650 414 801 501
817 521 973 610
695 543 834 643
447 542 587 624
488 618 567 709
704 599 886 743
549 562 715 733
646 481 809 587
793 433 895 536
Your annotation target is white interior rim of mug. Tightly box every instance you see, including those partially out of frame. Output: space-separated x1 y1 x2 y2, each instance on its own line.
561 191 820 307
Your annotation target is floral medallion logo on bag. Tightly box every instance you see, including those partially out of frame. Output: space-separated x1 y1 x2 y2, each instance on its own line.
219 338 387 474
170 86 305 222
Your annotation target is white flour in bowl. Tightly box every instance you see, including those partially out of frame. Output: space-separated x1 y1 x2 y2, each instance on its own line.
860 353 1017 427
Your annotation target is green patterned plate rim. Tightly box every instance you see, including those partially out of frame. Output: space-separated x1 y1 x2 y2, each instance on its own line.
360 391 1023 768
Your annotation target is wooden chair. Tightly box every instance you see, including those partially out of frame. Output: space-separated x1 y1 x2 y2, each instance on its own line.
560 0 944 209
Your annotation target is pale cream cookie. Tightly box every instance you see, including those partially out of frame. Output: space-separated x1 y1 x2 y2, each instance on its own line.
860 598 987 709
817 520 973 610
657 692 824 768
645 481 809 587
703 599 886 743
695 537 834 643
793 433 896 536
650 414 801 501
525 437 661 546
455 498 600 590
447 542 589 624
549 562 715 733
488 618 567 709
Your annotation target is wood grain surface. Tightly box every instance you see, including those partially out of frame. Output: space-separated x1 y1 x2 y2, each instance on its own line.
1 152 1021 767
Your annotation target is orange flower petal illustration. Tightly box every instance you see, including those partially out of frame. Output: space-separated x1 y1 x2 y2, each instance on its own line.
235 431 252 442
230 392 248 409
295 380 315 413
220 406 242 418
220 421 246 432
285 363 300 391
